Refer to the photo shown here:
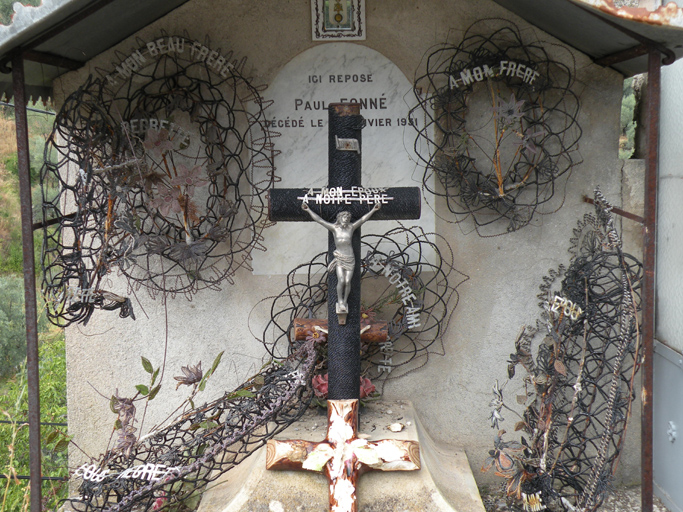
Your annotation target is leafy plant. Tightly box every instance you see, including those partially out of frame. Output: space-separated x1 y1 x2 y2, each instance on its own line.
0 0 42 27
619 77 638 160
0 106 55 275
106 351 225 459
0 277 31 377
0 324 67 511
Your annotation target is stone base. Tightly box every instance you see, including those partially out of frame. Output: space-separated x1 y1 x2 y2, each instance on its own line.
197 401 485 512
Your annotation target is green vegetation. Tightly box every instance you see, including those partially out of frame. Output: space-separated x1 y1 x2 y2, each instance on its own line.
619 77 638 160
0 277 32 378
0 0 41 26
0 323 68 512
0 104 66 510
0 105 52 274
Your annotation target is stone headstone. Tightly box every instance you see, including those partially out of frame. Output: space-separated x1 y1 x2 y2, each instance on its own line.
252 43 434 274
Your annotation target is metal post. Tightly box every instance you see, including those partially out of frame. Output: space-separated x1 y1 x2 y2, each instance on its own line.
641 48 660 512
11 52 42 511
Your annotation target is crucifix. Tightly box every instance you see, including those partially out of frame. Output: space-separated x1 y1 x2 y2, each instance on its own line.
266 103 422 511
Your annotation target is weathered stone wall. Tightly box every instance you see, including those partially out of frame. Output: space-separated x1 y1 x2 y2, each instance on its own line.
54 0 639 490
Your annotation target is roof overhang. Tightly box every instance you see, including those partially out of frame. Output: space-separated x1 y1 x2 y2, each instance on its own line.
1 0 683 102
492 0 683 76
0 0 190 102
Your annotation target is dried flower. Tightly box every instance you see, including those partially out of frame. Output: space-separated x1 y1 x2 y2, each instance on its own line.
312 373 329 399
488 380 505 429
145 235 170 255
168 241 209 264
115 425 138 458
217 199 238 218
360 306 376 325
206 223 230 242
143 128 174 158
174 362 203 390
493 93 525 125
360 377 376 399
112 390 136 429
305 329 327 344
170 164 207 196
149 189 183 216
514 127 546 155
482 429 524 478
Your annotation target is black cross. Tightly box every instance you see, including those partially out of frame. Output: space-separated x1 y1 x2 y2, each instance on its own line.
268 103 421 400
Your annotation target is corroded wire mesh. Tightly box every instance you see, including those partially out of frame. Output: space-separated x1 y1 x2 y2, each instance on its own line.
41 35 277 326
250 226 469 389
411 20 582 235
63 341 317 512
484 190 642 511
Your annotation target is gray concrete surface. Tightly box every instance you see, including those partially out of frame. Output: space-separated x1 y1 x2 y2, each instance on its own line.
199 401 484 512
482 486 670 512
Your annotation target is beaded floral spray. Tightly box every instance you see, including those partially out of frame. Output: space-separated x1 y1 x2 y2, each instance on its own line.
483 190 643 512
65 340 318 512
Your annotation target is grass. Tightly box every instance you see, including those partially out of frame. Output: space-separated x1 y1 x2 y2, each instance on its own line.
0 107 53 275
0 111 17 155
0 103 66 510
0 114 21 274
0 322 68 512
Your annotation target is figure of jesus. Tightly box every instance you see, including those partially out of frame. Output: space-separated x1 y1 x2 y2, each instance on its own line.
302 201 381 316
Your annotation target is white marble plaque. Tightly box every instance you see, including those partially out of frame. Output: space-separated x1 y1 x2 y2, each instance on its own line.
252 43 434 274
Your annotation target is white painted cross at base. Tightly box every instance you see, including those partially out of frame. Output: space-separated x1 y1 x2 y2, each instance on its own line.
266 399 420 512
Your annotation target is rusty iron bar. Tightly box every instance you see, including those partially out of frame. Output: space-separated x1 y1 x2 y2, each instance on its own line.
12 52 42 512
641 48 660 512
31 211 76 231
0 475 67 482
582 195 644 224
22 49 83 71
595 43 650 68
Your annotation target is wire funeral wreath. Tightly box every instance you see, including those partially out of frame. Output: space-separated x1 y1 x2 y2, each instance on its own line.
251 226 468 390
40 34 277 326
64 342 318 512
484 190 643 511
412 21 582 235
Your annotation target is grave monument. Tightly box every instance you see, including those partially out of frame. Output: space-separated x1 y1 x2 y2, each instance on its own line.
266 103 421 510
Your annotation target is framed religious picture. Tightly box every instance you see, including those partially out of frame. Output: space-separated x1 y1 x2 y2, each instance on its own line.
311 0 365 41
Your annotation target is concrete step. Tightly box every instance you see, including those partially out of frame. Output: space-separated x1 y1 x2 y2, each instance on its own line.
198 400 486 512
